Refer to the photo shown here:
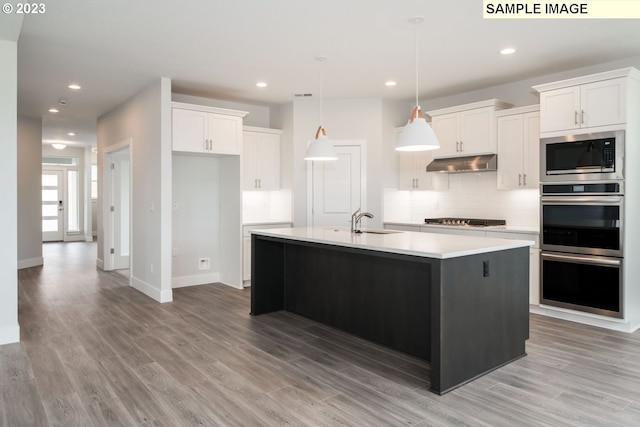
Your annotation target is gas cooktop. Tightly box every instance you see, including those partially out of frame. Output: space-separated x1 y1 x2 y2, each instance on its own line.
424 218 506 227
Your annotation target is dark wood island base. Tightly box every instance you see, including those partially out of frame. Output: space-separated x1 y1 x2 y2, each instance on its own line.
250 233 530 395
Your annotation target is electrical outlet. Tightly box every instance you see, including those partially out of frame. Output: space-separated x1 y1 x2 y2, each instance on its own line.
199 257 210 270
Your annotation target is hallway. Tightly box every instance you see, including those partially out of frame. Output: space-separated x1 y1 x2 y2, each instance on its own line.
3 242 640 426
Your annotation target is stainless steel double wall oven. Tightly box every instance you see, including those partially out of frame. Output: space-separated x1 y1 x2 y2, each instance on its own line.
540 130 624 318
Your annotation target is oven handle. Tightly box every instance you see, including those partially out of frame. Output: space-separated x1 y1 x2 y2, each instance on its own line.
540 196 623 204
541 252 621 267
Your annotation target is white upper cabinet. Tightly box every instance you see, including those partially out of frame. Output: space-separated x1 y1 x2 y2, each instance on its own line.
242 127 281 191
496 106 540 190
171 102 247 155
534 68 640 135
428 99 512 158
538 79 626 133
396 128 448 191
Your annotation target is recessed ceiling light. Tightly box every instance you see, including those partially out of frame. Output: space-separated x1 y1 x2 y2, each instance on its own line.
256 81 268 88
385 81 397 87
500 47 516 55
51 143 67 150
48 108 59 113
67 132 75 136
68 84 82 90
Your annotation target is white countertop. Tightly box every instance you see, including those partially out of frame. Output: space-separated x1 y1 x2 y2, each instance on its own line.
251 227 534 259
384 221 539 235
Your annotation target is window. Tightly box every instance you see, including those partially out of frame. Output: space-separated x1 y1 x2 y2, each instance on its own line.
67 170 79 232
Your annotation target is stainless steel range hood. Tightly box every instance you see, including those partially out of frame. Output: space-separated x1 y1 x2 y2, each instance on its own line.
426 154 497 173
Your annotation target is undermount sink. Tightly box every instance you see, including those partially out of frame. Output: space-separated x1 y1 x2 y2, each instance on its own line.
355 229 402 234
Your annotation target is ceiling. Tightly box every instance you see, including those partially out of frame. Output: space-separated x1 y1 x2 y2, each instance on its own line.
12 0 640 147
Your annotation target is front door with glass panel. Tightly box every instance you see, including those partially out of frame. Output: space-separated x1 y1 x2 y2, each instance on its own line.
42 170 64 241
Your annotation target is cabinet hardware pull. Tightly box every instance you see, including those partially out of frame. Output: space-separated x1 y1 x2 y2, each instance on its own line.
523 174 527 186
518 174 522 186
415 179 419 188
581 110 585 125
574 111 578 125
460 141 463 151
456 141 459 152
258 179 261 189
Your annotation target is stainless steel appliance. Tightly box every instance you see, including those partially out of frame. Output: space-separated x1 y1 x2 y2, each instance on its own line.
540 130 624 183
424 218 506 227
540 182 623 318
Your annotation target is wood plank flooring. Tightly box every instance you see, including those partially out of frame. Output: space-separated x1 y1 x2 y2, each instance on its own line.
2 241 640 426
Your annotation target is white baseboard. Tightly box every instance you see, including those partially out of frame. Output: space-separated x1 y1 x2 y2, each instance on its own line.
96 257 104 270
0 324 20 345
18 257 43 270
530 304 640 333
172 272 221 289
131 276 173 303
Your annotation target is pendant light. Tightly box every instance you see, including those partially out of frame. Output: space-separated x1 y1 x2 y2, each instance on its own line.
396 16 440 152
304 56 338 161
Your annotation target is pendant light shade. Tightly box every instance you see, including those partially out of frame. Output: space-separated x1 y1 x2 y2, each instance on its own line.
396 106 439 151
304 57 338 161
304 126 338 161
396 17 440 152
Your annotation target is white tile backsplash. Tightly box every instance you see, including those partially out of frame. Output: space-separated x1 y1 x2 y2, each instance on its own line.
384 172 539 228
243 189 292 223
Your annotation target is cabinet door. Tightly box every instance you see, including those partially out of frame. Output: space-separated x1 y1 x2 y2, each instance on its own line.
459 108 493 154
254 132 280 190
242 131 258 190
397 151 418 190
539 86 581 133
497 114 525 190
522 112 540 189
243 235 251 281
209 114 241 155
431 114 459 157
172 108 208 153
581 78 626 128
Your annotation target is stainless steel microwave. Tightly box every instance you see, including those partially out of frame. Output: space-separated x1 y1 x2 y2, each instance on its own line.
540 130 624 182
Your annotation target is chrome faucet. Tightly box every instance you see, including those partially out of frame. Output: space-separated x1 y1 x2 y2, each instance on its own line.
351 208 374 233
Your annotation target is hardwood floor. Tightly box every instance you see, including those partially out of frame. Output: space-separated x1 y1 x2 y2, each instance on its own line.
2 241 640 426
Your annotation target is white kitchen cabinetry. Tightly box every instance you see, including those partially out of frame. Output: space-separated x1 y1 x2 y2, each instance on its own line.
383 223 422 232
496 106 540 190
242 127 281 191
428 99 512 158
243 223 292 285
172 102 246 155
396 128 448 191
534 69 640 135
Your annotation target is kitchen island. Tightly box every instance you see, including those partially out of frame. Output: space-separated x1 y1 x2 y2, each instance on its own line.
250 227 533 394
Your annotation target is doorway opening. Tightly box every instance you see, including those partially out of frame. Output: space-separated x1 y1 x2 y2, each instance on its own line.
103 143 131 277
42 156 83 242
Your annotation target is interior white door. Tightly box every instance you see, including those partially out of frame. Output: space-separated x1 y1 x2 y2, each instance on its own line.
109 148 130 270
311 143 363 227
42 170 64 242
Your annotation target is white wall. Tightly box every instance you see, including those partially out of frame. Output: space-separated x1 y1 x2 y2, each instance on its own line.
97 78 173 303
172 154 220 285
17 116 43 269
290 97 384 227
0 38 20 345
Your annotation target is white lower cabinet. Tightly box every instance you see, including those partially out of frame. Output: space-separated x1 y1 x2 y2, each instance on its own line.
242 223 292 285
